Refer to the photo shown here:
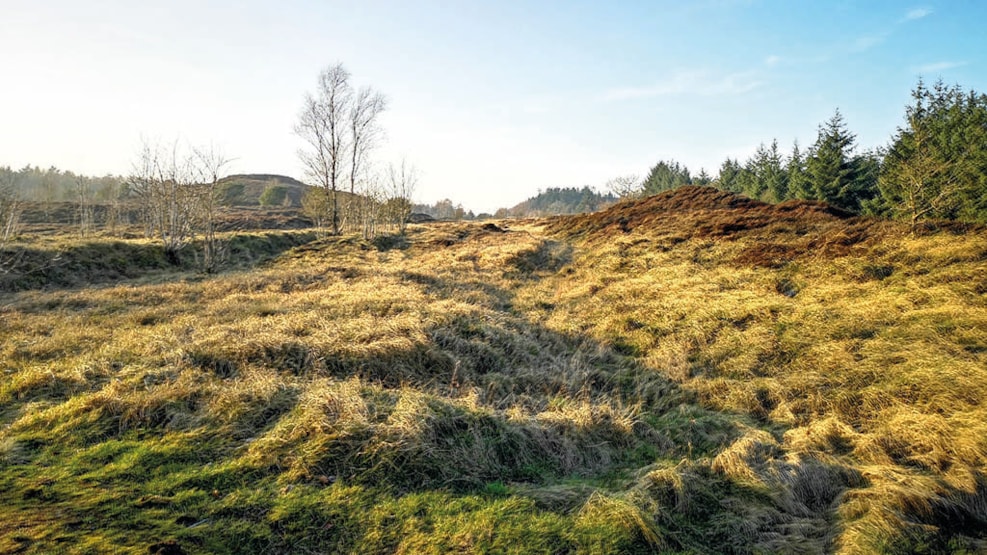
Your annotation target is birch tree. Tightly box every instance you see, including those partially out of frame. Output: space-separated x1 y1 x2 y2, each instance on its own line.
74 175 94 237
192 146 231 272
0 167 23 273
386 160 418 234
296 64 352 235
347 87 387 230
296 64 387 234
128 140 229 265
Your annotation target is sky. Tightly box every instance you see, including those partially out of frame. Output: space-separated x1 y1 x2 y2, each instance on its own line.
2 0 986 213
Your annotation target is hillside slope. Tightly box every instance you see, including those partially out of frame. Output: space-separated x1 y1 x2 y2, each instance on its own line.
217 174 313 207
1 187 985 553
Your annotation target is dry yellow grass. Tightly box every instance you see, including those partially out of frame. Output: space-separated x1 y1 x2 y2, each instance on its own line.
2 191 986 553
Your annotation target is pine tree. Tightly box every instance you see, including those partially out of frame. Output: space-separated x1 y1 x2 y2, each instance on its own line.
715 158 743 193
734 165 757 198
761 140 788 202
806 109 876 212
642 160 692 194
740 145 769 200
807 110 855 204
849 150 881 212
879 79 987 224
786 141 810 200
695 168 712 186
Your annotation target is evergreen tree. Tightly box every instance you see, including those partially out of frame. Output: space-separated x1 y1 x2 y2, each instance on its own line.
746 140 787 202
878 79 987 224
715 158 743 193
807 109 855 204
806 109 876 212
736 155 761 200
956 89 987 220
786 141 810 200
850 150 882 212
695 168 712 186
259 183 288 206
642 160 692 194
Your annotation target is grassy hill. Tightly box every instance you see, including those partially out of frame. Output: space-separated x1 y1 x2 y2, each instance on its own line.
216 174 313 207
1 187 985 553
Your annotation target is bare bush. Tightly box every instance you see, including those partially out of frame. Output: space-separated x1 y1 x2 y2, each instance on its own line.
128 140 230 267
192 146 232 273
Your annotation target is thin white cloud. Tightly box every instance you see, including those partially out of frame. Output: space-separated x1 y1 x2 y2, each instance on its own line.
851 32 890 52
904 7 933 21
764 55 781 67
603 70 762 101
912 61 968 73
845 7 935 58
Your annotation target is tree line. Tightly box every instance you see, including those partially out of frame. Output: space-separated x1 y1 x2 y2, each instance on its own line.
627 79 987 227
496 186 617 218
0 62 420 274
408 186 618 221
412 199 474 221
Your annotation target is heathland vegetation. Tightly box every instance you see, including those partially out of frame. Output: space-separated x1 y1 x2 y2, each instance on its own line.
1 73 986 554
1 187 985 553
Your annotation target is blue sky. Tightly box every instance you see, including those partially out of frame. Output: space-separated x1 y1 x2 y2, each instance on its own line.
1 0 985 212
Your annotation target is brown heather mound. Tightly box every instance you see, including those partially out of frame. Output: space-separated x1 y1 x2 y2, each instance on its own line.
547 186 874 267
548 186 855 238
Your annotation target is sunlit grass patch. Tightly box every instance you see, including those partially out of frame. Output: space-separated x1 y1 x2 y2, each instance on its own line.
2 201 987 552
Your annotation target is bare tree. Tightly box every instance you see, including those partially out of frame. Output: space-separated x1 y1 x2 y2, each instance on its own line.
95 176 126 235
606 175 642 200
192 145 232 273
128 139 229 266
0 167 24 273
882 128 971 230
358 170 385 239
346 86 387 230
296 64 388 235
41 170 57 221
386 159 418 234
296 64 352 235
74 174 95 237
130 140 196 262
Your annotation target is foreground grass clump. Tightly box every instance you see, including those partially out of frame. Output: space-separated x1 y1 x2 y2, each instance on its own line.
2 189 986 553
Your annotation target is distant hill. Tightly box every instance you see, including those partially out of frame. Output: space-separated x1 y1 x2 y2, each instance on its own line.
501 186 616 218
217 174 314 207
